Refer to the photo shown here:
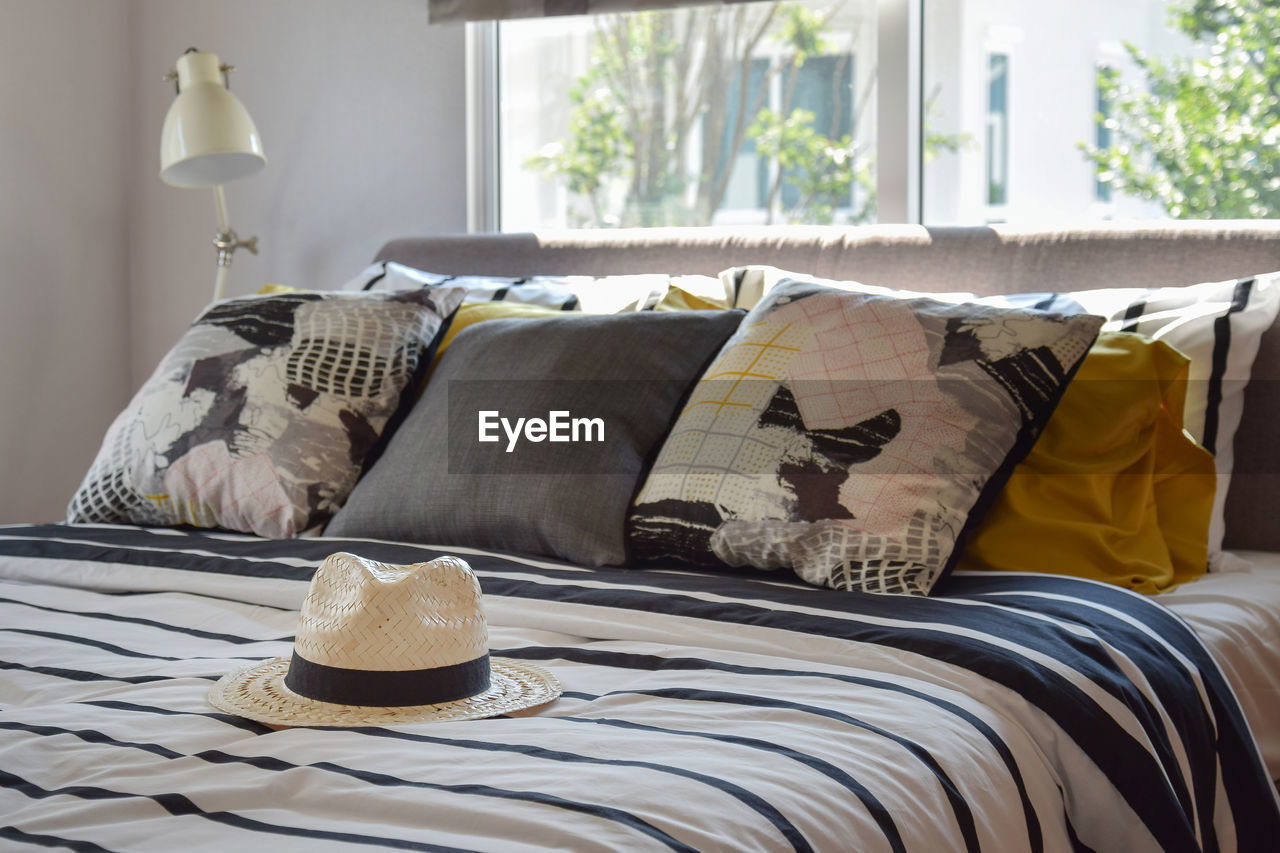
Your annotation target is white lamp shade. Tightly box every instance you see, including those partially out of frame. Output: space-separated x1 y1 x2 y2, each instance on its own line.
160 50 266 188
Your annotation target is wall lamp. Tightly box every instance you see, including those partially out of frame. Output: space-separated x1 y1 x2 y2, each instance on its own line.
160 48 266 302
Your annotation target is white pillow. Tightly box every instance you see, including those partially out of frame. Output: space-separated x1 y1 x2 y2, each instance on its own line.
343 261 730 314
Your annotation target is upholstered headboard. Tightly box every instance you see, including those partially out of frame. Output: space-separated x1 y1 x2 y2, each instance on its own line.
375 222 1280 551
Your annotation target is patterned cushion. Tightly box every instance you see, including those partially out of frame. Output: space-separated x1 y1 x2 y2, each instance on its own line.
68 288 464 538
628 276 1104 595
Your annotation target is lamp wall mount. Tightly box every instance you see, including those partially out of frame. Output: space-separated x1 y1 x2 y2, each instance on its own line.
159 47 266 302
210 184 257 302
214 230 258 267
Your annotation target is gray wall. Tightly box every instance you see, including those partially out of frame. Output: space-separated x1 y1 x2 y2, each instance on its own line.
0 0 133 524
0 0 468 523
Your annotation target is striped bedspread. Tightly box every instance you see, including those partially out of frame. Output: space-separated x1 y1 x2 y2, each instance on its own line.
1 523 1277 852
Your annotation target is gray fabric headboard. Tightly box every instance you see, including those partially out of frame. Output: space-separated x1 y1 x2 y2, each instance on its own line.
375 222 1280 551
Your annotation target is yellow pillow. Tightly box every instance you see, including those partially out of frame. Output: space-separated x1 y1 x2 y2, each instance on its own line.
958 331 1215 593
430 301 566 370
652 284 729 312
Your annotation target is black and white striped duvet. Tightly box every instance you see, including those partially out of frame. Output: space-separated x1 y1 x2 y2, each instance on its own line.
1 524 1277 852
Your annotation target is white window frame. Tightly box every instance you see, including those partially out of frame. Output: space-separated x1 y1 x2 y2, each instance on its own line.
1090 42 1126 219
981 25 1021 223
466 21 500 233
464 0 923 231
984 50 1011 216
875 0 921 224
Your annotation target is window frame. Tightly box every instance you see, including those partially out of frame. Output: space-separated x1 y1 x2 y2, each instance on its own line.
466 21 500 233
1093 61 1116 205
466 0 924 231
1091 43 1126 217
979 24 1021 223
985 50 1011 212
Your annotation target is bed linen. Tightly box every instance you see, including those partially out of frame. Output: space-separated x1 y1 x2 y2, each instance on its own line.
1 523 1278 852
1159 551 1280 782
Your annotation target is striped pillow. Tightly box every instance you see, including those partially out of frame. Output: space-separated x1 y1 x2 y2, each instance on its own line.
995 275 1280 568
344 261 728 314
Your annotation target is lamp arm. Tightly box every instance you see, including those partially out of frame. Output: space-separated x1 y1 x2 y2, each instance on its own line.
213 265 229 304
213 183 231 234
208 184 259 302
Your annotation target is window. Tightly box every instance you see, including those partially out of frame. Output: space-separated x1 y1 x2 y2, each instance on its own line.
985 52 1010 210
1094 64 1119 204
496 1 875 231
485 0 1276 228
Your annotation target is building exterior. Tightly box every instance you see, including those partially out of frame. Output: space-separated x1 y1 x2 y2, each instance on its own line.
497 0 1198 230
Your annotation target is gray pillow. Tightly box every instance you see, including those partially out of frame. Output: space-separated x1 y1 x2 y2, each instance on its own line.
326 310 743 565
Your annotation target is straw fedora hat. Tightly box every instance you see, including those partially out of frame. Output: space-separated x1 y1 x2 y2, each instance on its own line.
209 552 560 727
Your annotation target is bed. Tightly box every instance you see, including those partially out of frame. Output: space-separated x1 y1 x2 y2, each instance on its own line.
4 223 1280 851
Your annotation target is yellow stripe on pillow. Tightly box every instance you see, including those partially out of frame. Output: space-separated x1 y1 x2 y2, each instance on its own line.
653 284 729 312
958 331 1215 593
430 301 566 370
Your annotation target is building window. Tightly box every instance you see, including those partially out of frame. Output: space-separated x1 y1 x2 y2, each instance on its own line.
716 53 858 223
1094 64 1118 203
486 0 1270 228
496 2 875 231
985 52 1010 209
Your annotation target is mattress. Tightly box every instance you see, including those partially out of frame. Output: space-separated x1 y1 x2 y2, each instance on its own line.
2 523 1279 851
1159 550 1280 781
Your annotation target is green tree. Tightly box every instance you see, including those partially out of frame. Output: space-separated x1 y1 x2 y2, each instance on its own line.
527 1 965 226
529 3 790 226
750 107 872 223
1082 0 1280 218
747 4 875 223
525 71 629 226
527 2 866 226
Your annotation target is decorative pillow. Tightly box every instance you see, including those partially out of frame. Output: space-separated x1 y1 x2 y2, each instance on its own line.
67 288 465 538
958 332 1216 593
345 260 730 314
1000 275 1280 567
628 277 1104 595
723 265 1280 570
326 310 745 566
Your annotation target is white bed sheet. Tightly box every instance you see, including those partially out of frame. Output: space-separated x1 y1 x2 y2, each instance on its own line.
1161 550 1280 780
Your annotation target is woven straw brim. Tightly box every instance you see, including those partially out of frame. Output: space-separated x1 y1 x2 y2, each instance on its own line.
208 657 561 728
